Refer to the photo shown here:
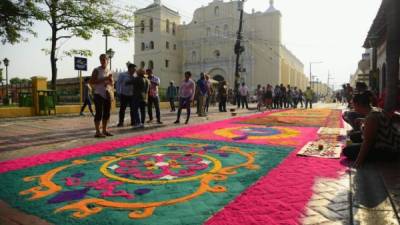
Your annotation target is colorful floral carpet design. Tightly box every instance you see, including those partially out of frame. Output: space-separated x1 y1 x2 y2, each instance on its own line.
0 138 292 225
185 123 318 147
237 109 342 128
0 108 347 224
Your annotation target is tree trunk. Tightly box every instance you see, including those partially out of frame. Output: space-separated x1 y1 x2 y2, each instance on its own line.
50 0 58 91
50 32 57 90
384 0 400 112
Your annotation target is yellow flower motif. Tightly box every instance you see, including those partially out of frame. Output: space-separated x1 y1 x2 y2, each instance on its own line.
144 161 156 169
168 160 181 169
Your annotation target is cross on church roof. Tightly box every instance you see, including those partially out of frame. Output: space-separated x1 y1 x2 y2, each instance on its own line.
267 0 278 13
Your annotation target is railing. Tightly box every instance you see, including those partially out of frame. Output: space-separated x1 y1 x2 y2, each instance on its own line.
0 82 33 106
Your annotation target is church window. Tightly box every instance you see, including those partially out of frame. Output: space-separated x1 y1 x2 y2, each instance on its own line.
141 42 145 51
166 41 170 49
215 26 220 37
140 20 145 33
192 51 197 62
150 41 154 49
148 60 154 69
149 18 154 32
206 27 211 36
172 22 176 35
173 44 177 50
140 61 145 68
165 60 169 68
166 19 170 33
224 24 229 36
214 50 221 58
214 6 220 16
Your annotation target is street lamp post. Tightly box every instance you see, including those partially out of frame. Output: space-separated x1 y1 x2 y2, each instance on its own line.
309 61 323 88
103 28 111 53
3 58 9 103
106 48 115 71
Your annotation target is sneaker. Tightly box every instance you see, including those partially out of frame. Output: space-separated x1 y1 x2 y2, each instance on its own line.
157 121 163 124
174 120 180 124
147 120 153 123
94 133 106 138
117 123 124 127
80 112 84 116
185 120 189 124
103 131 114 136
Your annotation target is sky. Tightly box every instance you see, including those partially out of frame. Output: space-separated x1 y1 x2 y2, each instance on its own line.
0 0 381 90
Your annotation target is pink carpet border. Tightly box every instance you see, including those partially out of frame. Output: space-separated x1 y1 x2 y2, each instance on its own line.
204 145 346 225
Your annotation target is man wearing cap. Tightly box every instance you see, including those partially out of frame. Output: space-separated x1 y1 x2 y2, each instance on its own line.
166 81 177 112
116 63 136 127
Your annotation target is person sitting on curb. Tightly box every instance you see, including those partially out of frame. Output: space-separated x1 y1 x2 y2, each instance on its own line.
342 82 377 131
342 93 400 168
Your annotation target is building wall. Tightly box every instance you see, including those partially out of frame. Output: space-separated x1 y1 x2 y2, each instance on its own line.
182 1 242 86
134 3 182 87
279 46 305 89
134 0 305 90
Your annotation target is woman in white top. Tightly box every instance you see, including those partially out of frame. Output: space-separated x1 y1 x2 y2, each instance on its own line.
90 54 114 138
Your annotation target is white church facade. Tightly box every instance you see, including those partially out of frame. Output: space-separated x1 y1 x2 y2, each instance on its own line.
134 0 308 90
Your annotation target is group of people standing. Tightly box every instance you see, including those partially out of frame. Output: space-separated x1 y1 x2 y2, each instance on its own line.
82 54 320 138
254 84 316 111
80 54 199 138
116 63 163 128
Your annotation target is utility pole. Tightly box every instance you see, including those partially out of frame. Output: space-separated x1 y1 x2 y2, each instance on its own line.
327 71 334 95
309 61 323 88
234 0 245 99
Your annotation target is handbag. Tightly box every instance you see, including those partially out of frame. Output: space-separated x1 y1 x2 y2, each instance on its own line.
106 85 115 102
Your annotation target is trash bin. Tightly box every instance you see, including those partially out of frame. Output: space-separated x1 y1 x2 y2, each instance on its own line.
38 90 56 115
19 92 33 107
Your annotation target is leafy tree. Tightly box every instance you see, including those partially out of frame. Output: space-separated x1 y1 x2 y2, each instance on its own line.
0 68 3 83
0 0 35 44
9 77 30 84
30 0 135 90
10 77 21 84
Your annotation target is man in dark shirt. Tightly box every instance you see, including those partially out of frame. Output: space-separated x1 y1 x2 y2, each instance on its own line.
80 77 94 116
131 69 150 128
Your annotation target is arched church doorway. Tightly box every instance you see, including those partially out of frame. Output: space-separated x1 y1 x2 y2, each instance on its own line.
213 75 225 82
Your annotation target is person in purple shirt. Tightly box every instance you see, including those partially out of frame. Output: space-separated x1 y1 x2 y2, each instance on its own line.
175 71 196 124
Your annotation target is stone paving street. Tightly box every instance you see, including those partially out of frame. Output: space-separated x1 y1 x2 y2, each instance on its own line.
0 103 399 225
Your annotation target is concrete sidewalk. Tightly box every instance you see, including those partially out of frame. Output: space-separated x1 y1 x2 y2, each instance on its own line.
0 104 258 162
